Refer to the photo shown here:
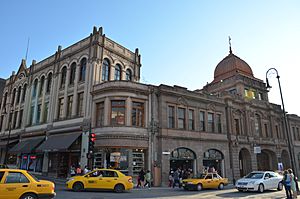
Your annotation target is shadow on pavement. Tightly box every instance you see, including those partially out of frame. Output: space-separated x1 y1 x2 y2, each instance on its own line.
216 189 284 198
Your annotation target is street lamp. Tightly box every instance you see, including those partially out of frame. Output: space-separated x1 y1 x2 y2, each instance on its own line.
266 67 296 175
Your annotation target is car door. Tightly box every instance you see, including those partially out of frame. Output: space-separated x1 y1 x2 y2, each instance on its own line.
269 172 280 189
100 170 119 190
212 173 221 188
203 174 213 188
263 172 273 190
0 171 31 199
84 170 104 189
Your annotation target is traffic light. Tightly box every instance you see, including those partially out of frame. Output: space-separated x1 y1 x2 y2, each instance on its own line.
89 132 96 153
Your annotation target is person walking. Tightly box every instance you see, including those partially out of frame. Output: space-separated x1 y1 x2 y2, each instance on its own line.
283 170 293 199
144 170 151 189
173 168 181 188
288 169 298 199
70 165 76 177
137 169 145 188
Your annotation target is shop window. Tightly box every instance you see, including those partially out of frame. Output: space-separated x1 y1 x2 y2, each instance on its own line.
168 106 175 128
207 113 214 132
111 100 125 126
77 92 84 117
96 102 104 127
132 102 144 127
177 108 185 129
79 58 86 82
199 111 205 131
114 64 121 80
188 109 194 130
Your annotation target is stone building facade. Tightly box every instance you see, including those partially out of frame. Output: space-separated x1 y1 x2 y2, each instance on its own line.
0 26 300 186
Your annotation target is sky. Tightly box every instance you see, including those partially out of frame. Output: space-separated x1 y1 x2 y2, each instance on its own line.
0 1 300 115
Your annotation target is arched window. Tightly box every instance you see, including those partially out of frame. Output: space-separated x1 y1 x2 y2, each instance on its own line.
11 88 16 105
39 76 45 97
32 79 38 97
22 84 27 102
60 66 67 88
46 73 52 93
70 62 76 85
114 64 121 80
102 59 110 81
126 69 132 81
17 86 21 103
79 58 87 82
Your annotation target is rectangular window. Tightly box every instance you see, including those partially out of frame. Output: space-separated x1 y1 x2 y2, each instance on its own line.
258 93 263 100
96 102 104 127
58 98 64 120
13 111 18 129
264 124 268 137
132 102 144 127
235 119 240 135
30 106 34 125
18 109 23 128
111 100 125 126
276 125 280 139
168 106 175 128
216 114 222 133
207 113 214 132
77 92 84 117
244 88 249 97
43 102 49 123
177 108 185 129
67 95 73 118
188 109 194 130
36 104 41 124
199 111 205 131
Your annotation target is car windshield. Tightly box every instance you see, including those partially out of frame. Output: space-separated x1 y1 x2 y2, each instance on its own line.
27 172 40 182
245 172 264 179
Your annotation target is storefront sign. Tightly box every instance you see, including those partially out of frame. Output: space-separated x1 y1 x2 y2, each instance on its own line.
162 151 170 155
30 156 36 160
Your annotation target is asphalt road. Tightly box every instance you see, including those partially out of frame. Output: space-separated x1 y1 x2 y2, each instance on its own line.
54 183 288 199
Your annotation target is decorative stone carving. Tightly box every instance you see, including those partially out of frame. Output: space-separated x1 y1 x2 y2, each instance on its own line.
177 96 188 106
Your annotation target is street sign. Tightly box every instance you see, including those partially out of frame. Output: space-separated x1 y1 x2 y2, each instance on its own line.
162 151 170 155
254 146 261 154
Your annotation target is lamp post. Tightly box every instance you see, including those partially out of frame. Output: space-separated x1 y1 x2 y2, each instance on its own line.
266 67 296 175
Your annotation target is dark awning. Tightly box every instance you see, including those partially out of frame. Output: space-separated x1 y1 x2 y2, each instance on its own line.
36 132 81 152
9 137 44 154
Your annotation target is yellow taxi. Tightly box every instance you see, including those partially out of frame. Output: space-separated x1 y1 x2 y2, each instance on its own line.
66 168 134 193
182 172 228 191
0 169 55 199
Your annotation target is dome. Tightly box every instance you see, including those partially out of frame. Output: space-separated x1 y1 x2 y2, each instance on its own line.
213 52 254 83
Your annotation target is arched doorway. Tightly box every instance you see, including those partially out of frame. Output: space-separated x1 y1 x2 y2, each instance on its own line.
239 148 252 177
281 150 291 169
203 149 224 176
257 149 277 171
170 147 196 173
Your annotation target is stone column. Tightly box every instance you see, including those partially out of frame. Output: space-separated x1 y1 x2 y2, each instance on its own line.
104 97 109 126
126 97 132 126
42 152 49 175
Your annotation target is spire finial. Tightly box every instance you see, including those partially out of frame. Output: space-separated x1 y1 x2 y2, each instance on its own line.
228 36 232 54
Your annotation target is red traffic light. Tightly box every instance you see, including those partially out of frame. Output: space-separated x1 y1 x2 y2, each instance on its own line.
90 133 96 142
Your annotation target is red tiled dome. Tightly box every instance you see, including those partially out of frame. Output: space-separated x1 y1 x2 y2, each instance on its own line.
213 53 254 83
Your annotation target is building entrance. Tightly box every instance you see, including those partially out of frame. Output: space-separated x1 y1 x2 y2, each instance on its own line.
203 149 224 176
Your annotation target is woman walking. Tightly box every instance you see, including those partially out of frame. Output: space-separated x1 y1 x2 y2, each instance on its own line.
144 170 151 189
288 169 298 199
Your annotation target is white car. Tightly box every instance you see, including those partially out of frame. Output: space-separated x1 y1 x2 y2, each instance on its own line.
236 171 283 193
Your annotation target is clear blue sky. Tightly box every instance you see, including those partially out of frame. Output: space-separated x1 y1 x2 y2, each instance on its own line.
1 1 300 115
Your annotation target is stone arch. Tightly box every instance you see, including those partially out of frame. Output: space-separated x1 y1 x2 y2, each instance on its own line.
281 149 291 169
203 148 225 176
257 149 277 171
170 147 197 174
239 148 252 177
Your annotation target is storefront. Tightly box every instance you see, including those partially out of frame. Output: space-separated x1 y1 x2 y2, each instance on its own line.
20 154 43 172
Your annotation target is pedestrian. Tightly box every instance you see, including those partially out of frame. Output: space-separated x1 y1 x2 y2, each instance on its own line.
137 169 145 188
144 170 151 189
173 168 181 188
288 169 298 199
83 166 89 174
168 172 174 187
70 165 76 177
76 166 82 176
283 170 293 199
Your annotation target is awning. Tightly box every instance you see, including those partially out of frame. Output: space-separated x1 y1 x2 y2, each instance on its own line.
36 132 81 152
9 137 44 154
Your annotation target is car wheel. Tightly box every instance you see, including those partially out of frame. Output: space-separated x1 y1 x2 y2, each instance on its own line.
196 183 203 191
218 183 224 190
114 184 125 193
73 182 84 192
258 183 264 193
20 193 38 199
183 187 188 191
277 181 283 191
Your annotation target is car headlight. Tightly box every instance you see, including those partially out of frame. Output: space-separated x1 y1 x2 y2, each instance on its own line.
248 181 255 185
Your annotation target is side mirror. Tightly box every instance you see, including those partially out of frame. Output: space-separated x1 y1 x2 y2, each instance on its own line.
264 176 269 180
